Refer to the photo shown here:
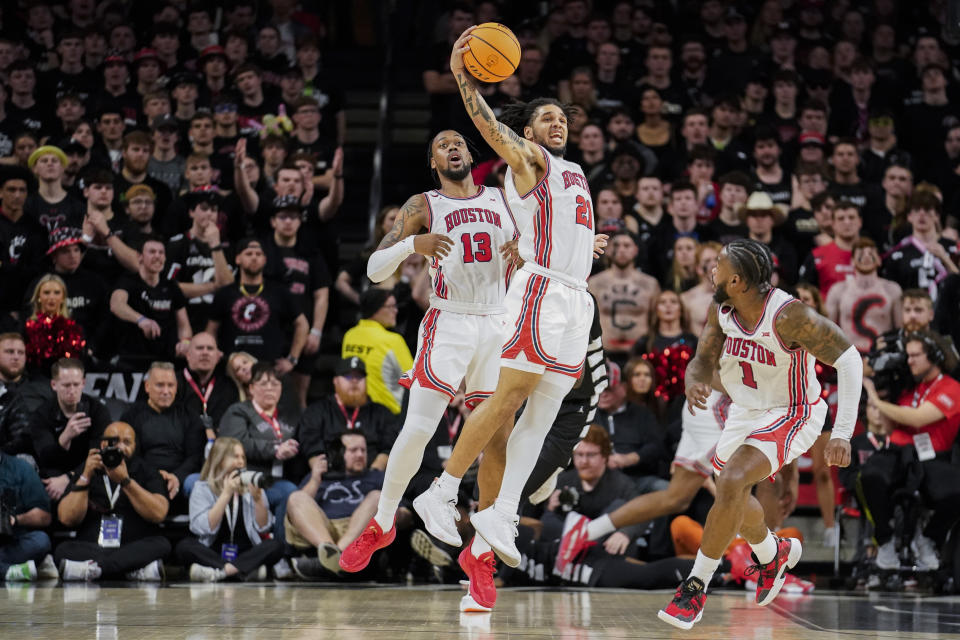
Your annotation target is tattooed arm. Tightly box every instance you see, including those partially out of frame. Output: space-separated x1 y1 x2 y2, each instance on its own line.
367 193 452 283
450 27 541 185
685 303 725 413
776 300 860 466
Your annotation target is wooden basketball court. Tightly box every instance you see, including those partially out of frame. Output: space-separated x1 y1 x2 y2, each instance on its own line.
2 583 958 639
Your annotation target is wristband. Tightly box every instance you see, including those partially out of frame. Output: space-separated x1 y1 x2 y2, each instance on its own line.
286 354 299 365
210 244 223 252
77 474 89 486
334 174 344 179
81 233 94 244
119 476 132 487
309 328 322 338
136 316 146 325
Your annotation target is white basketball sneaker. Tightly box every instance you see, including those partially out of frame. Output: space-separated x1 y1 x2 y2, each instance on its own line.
412 479 462 546
470 507 520 568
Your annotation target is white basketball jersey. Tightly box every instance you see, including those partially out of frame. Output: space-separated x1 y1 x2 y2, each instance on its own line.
504 145 595 287
423 186 519 313
717 288 822 410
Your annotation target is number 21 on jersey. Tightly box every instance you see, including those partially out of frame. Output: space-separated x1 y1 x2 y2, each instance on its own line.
575 195 594 230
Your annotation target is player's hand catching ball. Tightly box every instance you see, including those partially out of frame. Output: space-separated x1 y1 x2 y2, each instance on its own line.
414 234 454 259
823 438 851 467
449 26 477 76
685 382 711 415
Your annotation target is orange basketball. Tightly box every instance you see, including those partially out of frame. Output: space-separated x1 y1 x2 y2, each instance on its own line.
464 23 521 83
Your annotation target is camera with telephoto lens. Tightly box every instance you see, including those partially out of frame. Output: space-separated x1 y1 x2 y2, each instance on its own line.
557 486 580 513
100 437 124 469
867 332 914 400
237 469 272 489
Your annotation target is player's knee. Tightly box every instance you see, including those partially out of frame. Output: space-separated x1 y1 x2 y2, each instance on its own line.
715 467 751 497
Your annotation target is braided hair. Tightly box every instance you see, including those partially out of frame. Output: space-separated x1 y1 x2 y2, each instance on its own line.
724 239 774 293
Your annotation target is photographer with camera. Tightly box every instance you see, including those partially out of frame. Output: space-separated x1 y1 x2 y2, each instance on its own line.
285 431 384 577
176 437 284 582
0 449 55 581
859 330 960 571
30 358 111 503
55 422 171 581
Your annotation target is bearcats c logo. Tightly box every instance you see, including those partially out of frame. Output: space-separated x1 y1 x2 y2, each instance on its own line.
231 296 270 332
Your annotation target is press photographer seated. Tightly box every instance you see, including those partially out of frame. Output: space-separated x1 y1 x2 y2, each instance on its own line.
176 437 284 582
860 331 960 572
55 422 171 581
284 432 384 577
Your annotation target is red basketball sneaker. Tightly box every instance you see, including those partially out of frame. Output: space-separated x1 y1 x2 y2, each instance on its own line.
458 542 497 612
339 517 396 573
745 536 803 606
555 512 591 574
657 577 707 630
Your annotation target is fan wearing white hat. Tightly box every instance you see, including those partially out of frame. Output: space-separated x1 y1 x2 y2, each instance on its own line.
739 191 798 285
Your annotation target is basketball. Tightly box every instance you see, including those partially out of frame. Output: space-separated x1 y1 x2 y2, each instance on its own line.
463 23 521 83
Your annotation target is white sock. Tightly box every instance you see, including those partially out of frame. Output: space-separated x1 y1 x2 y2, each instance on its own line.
471 536 492 556
494 381 569 519
749 530 778 565
586 515 615 541
436 471 461 501
688 550 721 586
375 389 450 531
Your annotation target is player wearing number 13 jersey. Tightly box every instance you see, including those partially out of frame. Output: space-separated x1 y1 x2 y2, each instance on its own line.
659 239 863 630
338 130 518 575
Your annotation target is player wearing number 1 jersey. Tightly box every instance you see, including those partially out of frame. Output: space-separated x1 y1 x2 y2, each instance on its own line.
659 239 863 630
338 130 518 578
413 25 600 581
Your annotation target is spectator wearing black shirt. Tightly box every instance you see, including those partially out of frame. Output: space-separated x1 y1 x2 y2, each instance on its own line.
882 192 960 303
109 234 192 365
295 36 347 147
677 39 710 110
786 165 830 259
903 65 957 160
860 109 912 187
116 184 158 249
517 46 553 102
96 53 140 129
289 96 337 191
862 164 912 251
760 70 801 146
24 145 84 233
198 45 229 99
113 132 173 234
0 170 46 318
170 72 200 130
207 236 308 368
92 105 126 172
594 370 668 485
650 182 713 283
186 112 216 162
705 8 762 95
298 357 398 471
121 362 205 513
175 332 238 443
235 64 280 138
751 128 792 208
632 45 686 123
52 93 87 142
708 171 750 245
251 26 291 84
6 61 52 136
263 196 331 407
30 358 111 503
0 334 39 459
56 421 170 582
828 57 883 145
575 123 610 191
166 188 235 333
829 138 874 211
630 176 668 256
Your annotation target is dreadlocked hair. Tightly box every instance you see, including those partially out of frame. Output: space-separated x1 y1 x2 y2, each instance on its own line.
498 97 578 137
724 239 774 293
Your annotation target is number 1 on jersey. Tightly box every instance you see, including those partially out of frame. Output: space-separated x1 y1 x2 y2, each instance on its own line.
738 361 758 389
461 232 492 263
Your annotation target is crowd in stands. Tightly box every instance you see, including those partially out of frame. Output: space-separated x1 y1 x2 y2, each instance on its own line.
0 0 958 590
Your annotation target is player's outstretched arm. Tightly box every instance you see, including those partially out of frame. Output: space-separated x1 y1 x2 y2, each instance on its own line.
450 27 539 176
775 300 861 466
367 193 452 282
685 302 724 414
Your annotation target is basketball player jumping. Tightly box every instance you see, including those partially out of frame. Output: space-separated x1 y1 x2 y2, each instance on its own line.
337 131 519 590
659 239 862 630
413 26 600 575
